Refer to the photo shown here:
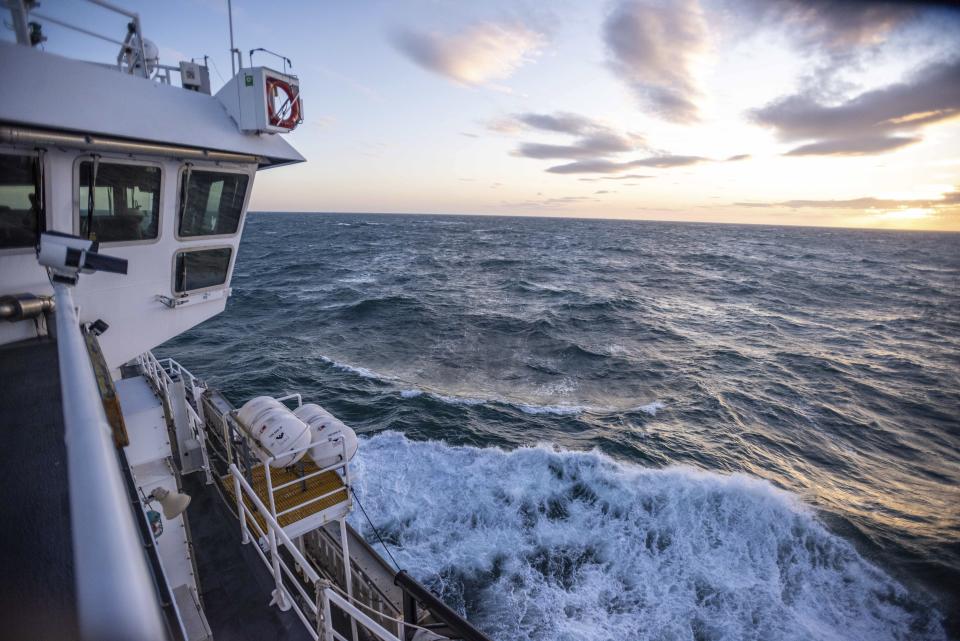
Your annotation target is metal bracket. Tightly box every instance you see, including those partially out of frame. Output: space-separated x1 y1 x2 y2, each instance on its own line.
156 288 230 309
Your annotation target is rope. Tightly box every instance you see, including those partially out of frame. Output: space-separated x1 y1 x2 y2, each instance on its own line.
350 487 402 573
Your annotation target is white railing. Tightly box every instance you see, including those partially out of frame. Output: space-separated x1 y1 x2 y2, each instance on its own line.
14 0 150 77
229 464 406 641
257 435 354 521
138 354 406 640
53 283 167 640
137 351 212 482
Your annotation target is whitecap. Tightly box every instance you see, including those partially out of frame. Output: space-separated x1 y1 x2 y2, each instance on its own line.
349 433 945 641
633 401 665 416
319 355 382 380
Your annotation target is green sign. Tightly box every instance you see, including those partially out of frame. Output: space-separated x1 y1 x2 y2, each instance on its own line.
244 74 253 87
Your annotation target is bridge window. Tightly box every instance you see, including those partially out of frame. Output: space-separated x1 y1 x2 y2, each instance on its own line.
178 168 249 237
0 153 42 249
174 247 232 293
78 160 160 242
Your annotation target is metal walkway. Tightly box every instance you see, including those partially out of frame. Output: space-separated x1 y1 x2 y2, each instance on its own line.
0 338 79 640
181 472 313 641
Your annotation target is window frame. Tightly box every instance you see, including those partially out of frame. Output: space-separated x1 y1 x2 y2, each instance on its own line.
0 147 47 255
174 163 253 241
71 155 164 247
170 244 235 295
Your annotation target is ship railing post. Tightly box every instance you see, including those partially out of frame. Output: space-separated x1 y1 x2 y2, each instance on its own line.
320 583 335 641
265 457 278 518
233 470 249 545
268 523 290 611
339 517 358 641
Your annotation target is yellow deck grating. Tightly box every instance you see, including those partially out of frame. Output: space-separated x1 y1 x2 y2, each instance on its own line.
221 454 349 533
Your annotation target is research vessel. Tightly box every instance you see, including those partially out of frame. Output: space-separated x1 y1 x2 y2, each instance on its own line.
0 3 490 640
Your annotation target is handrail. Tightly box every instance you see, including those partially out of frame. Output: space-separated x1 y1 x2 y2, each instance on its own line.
230 464 321 584
53 283 167 641
138 351 211 481
230 463 408 641
230 463 327 640
324 589 399 641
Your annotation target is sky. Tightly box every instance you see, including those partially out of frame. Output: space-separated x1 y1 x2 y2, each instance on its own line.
9 0 960 230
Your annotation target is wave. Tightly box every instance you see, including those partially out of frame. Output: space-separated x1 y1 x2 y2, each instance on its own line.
350 433 945 641
319 355 381 380
632 401 665 415
319 354 658 417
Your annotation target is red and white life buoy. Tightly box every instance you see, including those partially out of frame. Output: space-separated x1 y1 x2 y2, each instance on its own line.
265 76 301 130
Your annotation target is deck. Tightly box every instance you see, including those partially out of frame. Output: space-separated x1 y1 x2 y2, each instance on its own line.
0 337 78 640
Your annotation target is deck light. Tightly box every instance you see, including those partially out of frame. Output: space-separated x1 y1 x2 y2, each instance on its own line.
148 487 192 520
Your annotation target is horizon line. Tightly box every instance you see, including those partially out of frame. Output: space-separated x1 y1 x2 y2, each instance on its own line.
247 210 960 234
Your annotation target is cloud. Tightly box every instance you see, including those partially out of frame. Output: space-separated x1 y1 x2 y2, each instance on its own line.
499 111 646 163
753 57 960 156
734 188 960 209
516 112 599 134
547 154 709 174
784 135 921 156
499 110 741 175
490 112 615 136
725 154 751 162
502 195 598 209
579 174 654 182
392 22 545 85
734 0 920 53
515 131 642 159
603 0 708 122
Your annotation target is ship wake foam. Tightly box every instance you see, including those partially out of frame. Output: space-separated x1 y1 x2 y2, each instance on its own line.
349 432 944 641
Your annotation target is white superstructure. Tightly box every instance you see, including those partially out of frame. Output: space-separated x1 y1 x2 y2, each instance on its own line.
0 38 302 367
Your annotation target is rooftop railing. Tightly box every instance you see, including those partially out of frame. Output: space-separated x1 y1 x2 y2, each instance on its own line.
8 0 206 88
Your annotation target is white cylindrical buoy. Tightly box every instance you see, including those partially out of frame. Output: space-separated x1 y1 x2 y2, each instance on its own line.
294 403 359 469
237 396 312 468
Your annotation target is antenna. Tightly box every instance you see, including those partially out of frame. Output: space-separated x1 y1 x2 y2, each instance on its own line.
227 0 237 74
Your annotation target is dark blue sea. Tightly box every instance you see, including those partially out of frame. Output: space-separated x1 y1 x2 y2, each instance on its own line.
161 213 960 641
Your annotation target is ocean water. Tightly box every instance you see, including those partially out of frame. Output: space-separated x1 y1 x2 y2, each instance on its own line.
161 213 960 641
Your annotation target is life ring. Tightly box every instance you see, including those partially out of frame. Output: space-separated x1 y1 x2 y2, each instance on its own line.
265 77 301 129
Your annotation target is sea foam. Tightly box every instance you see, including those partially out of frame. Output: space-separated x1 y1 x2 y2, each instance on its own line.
350 432 945 641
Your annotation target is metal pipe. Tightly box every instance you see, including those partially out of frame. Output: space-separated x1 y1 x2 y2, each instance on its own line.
53 283 167 641
0 294 55 322
0 125 262 165
227 0 237 75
